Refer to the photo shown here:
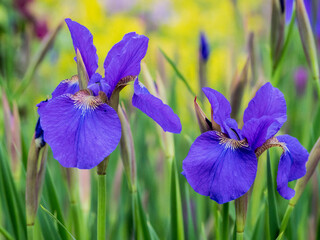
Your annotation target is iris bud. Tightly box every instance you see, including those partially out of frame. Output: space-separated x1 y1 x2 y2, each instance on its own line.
230 57 250 119
271 0 285 64
26 122 48 226
2 90 21 177
194 96 213 133
296 0 320 94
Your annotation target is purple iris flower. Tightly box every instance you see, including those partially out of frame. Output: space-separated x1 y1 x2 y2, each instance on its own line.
182 82 309 204
37 19 181 169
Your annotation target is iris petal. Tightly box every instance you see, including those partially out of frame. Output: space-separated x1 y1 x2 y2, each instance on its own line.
65 18 98 78
276 135 309 199
242 82 287 150
285 0 294 23
104 32 148 97
38 91 121 169
202 87 232 132
132 79 182 133
182 131 257 204
52 76 79 98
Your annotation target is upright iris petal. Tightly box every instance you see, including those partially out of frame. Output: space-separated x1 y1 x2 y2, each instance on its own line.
132 79 182 133
242 82 287 150
65 18 98 78
202 87 241 139
276 135 308 199
182 131 257 204
104 32 149 97
38 90 121 169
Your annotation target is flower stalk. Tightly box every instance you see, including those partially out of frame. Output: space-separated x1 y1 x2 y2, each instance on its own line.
235 193 248 240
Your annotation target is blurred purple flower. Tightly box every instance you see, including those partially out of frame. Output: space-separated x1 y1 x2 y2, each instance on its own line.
285 0 312 23
199 32 210 62
14 0 48 39
182 82 309 204
294 67 308 95
38 19 181 169
286 0 320 44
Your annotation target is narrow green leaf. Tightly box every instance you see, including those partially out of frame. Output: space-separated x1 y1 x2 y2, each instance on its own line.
132 191 152 240
147 222 160 240
40 204 76 240
0 224 14 240
38 206 62 240
252 209 266 240
185 184 196 240
0 145 26 240
170 160 185 240
159 48 196 96
43 168 69 240
266 151 280 239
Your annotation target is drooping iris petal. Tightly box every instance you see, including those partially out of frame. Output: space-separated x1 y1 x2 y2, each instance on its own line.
242 82 287 150
52 76 79 98
182 131 257 204
132 79 182 134
202 87 232 133
104 32 148 97
38 90 121 169
276 135 309 199
65 18 98 78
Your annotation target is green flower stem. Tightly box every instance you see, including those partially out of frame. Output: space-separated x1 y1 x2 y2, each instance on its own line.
222 202 229 240
235 193 248 240
236 232 244 240
71 202 82 240
97 174 106 240
27 224 34 240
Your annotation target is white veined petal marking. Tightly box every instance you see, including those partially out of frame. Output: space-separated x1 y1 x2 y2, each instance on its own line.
71 90 104 115
216 132 249 150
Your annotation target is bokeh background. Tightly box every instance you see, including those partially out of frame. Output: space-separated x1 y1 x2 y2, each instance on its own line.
1 0 319 239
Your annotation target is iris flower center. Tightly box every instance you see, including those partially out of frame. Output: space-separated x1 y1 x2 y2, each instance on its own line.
217 132 249 150
72 90 103 112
